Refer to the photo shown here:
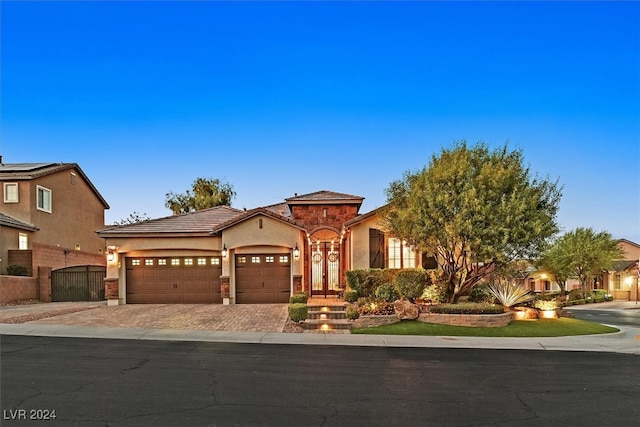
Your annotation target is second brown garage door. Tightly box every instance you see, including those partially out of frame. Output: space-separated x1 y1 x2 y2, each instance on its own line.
235 254 291 303
126 256 222 303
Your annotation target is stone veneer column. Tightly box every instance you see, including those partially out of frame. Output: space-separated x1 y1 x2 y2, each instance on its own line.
104 278 119 306
293 275 303 293
37 266 52 303
221 276 230 305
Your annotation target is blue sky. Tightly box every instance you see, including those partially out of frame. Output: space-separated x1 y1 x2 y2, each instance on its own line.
2 1 639 242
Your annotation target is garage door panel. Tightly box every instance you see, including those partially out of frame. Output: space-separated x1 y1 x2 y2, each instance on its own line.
126 257 221 304
235 254 290 304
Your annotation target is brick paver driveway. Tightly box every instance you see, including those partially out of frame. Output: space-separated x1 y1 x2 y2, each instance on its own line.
30 304 289 332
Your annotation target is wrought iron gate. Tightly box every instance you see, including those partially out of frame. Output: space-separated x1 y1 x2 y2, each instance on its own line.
51 265 106 302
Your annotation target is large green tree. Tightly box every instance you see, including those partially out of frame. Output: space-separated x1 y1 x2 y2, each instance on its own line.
165 178 236 215
384 141 562 303
541 228 623 298
537 240 573 294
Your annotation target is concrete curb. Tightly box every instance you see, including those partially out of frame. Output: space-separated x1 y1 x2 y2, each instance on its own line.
2 323 639 355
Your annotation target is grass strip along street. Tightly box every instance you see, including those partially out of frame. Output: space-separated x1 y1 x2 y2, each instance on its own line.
351 318 619 337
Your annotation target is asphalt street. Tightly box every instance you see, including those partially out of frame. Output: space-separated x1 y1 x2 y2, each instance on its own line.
1 335 639 427
567 307 640 328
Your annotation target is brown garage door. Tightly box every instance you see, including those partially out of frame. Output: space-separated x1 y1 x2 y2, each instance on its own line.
126 256 222 303
235 254 291 303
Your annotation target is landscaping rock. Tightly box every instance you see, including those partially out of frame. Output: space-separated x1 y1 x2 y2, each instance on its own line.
394 300 420 320
513 306 538 320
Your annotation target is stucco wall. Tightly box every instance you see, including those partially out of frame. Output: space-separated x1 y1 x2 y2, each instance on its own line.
222 215 305 298
0 275 38 304
1 168 106 256
620 240 640 260
349 215 384 270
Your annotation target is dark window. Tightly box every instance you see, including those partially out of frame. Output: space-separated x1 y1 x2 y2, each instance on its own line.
369 229 385 269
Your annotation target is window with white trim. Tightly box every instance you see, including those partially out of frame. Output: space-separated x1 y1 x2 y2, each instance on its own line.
36 185 52 213
4 183 18 203
388 238 416 269
19 233 28 250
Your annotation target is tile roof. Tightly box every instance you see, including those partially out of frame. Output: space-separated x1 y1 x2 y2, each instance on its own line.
211 207 306 234
610 260 638 272
0 212 40 231
97 205 243 236
343 205 388 227
0 212 39 232
0 162 110 209
261 202 292 218
285 190 364 203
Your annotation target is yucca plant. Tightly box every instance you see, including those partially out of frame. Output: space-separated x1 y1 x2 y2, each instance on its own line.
487 282 534 308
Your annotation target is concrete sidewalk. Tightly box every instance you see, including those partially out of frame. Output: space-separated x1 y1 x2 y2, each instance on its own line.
1 322 639 354
1 301 639 354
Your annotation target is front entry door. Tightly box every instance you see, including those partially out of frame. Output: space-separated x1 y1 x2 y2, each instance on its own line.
311 242 340 296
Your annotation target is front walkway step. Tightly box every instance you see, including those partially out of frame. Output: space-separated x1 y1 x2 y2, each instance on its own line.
302 319 351 331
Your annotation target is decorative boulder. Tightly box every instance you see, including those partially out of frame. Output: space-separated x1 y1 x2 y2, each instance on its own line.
513 306 538 320
394 300 420 320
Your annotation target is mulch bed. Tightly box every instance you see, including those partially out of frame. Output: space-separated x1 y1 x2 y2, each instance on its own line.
282 318 304 333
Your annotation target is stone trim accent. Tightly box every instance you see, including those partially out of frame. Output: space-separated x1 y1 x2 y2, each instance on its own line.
293 275 303 293
104 278 119 300
220 276 230 299
418 312 513 328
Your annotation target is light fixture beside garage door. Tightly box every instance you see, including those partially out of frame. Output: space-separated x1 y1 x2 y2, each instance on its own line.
106 246 116 262
293 243 300 259
222 244 228 258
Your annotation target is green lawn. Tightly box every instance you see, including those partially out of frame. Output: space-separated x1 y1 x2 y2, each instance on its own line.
350 318 619 337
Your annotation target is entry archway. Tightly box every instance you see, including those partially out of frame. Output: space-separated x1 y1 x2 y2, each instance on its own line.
309 229 341 297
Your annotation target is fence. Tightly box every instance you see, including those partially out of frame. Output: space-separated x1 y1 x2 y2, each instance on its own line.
51 265 106 302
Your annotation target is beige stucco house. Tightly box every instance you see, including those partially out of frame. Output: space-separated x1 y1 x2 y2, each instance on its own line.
0 162 109 275
528 239 640 301
98 191 426 305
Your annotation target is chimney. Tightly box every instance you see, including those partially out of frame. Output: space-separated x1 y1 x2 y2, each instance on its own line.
0 155 3 165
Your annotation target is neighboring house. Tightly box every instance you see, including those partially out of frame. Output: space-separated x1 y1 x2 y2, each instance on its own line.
528 238 640 301
98 190 428 305
0 161 110 275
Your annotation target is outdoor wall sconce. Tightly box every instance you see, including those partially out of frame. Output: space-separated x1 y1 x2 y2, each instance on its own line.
222 244 228 258
106 246 116 262
293 243 300 259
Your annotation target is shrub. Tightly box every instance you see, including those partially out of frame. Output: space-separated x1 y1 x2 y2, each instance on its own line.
534 299 558 311
568 289 586 301
468 284 495 304
346 269 398 298
394 269 429 301
536 291 563 302
344 290 359 303
421 284 447 304
6 265 29 276
345 305 360 320
374 283 398 302
288 303 308 323
356 297 395 315
487 282 534 308
429 302 504 314
289 292 308 304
